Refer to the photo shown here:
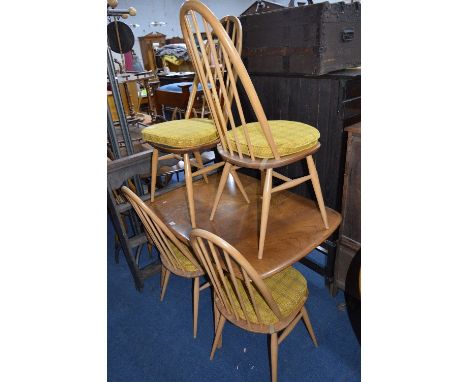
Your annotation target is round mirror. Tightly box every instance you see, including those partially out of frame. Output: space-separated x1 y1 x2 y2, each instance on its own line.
107 21 135 54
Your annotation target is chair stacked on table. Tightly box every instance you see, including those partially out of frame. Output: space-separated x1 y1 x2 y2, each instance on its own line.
181 1 329 259
141 14 248 229
122 2 332 381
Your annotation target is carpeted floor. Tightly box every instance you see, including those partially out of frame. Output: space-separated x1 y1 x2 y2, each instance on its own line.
107 212 361 381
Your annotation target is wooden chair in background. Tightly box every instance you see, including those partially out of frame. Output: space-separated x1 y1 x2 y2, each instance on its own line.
180 0 329 259
190 228 318 382
107 82 140 121
122 186 209 338
142 14 248 229
107 156 156 266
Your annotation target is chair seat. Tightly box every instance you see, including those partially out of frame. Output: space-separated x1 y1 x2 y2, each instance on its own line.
167 241 200 273
142 118 218 149
224 266 307 325
227 120 320 159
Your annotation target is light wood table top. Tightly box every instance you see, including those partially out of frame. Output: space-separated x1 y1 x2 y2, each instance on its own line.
146 172 342 279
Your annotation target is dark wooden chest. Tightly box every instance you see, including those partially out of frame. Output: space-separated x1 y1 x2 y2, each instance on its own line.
240 1 361 76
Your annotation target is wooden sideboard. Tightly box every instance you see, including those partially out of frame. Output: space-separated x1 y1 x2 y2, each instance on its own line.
138 32 166 71
334 123 361 297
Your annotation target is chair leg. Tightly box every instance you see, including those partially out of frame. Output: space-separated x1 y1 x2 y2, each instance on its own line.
194 151 209 183
193 277 200 338
260 169 266 193
160 266 166 289
214 305 222 349
171 107 178 121
230 168 250 204
210 315 226 360
147 242 153 259
183 153 197 228
135 244 143 266
114 233 120 264
258 168 273 259
160 269 171 301
209 162 232 221
301 306 318 348
150 149 159 202
270 332 278 382
305 155 329 229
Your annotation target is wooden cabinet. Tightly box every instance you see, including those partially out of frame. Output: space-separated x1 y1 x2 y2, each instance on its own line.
138 32 166 71
334 123 361 297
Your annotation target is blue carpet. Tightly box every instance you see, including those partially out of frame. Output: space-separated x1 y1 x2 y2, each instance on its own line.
108 179 360 381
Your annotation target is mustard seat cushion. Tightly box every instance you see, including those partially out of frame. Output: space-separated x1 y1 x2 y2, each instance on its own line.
166 241 200 273
224 266 307 325
141 118 218 148
227 120 320 159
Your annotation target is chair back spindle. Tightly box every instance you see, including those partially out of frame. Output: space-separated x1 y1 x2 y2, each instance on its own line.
190 228 284 327
121 186 200 272
180 1 280 160
184 14 243 122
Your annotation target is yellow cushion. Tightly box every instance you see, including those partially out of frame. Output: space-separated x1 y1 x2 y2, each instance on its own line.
224 266 307 325
227 120 320 159
167 241 199 273
142 118 218 148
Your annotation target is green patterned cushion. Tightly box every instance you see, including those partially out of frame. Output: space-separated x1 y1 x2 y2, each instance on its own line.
224 266 307 325
167 241 199 273
142 118 218 148
227 120 320 158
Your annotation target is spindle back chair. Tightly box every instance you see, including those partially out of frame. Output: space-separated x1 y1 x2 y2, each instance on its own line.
181 1 270 160
180 0 329 259
121 186 208 338
184 14 242 118
144 12 248 230
190 228 319 382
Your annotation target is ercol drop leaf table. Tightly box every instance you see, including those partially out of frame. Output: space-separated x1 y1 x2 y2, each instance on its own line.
146 172 341 279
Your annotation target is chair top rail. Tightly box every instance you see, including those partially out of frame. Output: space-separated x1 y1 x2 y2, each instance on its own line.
180 1 280 160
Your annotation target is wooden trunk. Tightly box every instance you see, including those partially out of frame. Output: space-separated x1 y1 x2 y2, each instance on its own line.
240 1 361 76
